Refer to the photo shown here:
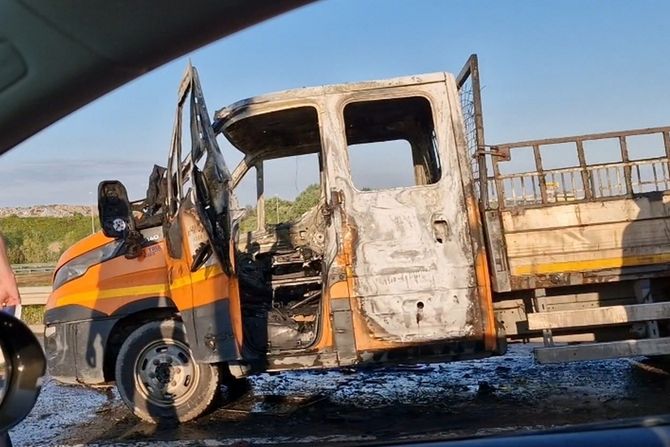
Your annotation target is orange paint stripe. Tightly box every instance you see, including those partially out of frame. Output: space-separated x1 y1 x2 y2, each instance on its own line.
512 252 670 276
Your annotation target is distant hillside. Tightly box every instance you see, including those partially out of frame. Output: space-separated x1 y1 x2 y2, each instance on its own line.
0 204 97 218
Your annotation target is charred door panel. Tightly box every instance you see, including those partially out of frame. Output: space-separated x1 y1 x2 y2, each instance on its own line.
324 81 482 345
348 187 477 342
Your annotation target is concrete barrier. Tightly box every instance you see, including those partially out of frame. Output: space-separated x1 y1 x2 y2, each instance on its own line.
19 286 51 305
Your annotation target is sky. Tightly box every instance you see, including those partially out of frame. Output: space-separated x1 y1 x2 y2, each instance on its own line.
2 0 670 207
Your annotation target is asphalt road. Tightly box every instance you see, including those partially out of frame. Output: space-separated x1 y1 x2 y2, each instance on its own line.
10 343 670 446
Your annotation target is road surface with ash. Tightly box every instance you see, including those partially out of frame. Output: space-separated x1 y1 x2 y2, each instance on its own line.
10 343 670 446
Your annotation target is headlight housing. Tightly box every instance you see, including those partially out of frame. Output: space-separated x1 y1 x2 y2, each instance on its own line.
52 240 123 290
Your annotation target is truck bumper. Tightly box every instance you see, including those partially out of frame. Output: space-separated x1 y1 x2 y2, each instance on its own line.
44 318 118 385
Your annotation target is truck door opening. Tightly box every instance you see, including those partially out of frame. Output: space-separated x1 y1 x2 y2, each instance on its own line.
222 105 327 353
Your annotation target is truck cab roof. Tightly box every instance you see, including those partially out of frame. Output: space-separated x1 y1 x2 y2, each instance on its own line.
213 71 452 162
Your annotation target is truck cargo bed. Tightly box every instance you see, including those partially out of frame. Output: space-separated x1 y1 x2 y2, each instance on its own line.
479 126 670 292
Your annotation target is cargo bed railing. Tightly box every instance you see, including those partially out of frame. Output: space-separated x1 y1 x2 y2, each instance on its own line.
531 279 670 363
485 126 670 210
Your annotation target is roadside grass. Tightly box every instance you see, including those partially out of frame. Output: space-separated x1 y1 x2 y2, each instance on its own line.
16 272 52 325
22 305 45 325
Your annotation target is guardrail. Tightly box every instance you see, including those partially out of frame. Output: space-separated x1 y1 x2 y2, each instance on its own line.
12 264 56 275
19 286 51 306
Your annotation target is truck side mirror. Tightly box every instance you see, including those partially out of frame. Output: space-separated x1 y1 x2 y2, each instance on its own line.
98 180 135 239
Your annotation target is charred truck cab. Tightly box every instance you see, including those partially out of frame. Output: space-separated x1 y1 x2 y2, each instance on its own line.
45 61 502 423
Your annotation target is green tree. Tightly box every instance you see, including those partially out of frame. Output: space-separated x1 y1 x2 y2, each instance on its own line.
238 206 258 234
236 183 321 233
292 184 320 216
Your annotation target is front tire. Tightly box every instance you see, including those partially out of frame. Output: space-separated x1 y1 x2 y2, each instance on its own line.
115 319 220 423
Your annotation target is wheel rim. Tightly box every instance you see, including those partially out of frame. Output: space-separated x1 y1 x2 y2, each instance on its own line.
134 338 200 407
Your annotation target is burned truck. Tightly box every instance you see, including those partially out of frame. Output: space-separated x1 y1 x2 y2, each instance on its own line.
45 56 670 422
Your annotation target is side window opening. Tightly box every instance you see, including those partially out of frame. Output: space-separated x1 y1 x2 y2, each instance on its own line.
343 96 441 191
348 140 415 190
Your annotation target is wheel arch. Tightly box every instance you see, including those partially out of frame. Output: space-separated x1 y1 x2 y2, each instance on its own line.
103 297 179 382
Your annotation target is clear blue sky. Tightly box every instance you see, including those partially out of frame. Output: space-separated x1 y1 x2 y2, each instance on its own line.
2 0 669 207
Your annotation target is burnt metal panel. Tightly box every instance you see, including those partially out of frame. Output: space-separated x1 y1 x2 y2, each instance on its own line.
330 298 358 365
181 298 239 363
321 82 482 346
266 352 339 371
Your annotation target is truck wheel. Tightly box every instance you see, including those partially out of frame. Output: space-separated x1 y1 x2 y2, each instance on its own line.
115 319 220 424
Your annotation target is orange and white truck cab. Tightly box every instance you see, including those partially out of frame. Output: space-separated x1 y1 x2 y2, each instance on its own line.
45 60 501 422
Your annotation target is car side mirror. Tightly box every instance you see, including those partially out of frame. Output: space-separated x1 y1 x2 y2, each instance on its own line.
98 180 135 239
0 313 46 432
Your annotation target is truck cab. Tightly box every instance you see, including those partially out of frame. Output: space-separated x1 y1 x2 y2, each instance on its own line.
45 61 501 423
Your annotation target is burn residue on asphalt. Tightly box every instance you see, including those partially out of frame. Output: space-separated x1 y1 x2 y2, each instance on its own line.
12 344 670 446
10 377 117 446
